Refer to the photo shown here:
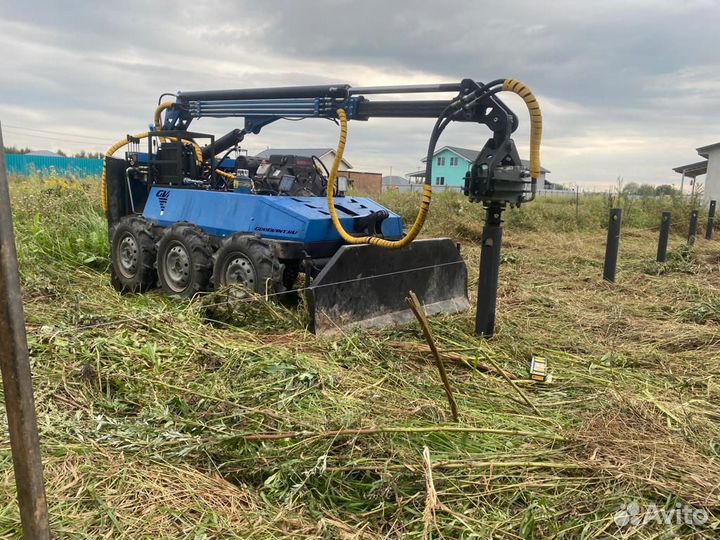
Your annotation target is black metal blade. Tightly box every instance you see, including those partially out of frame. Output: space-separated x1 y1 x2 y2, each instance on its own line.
307 238 469 334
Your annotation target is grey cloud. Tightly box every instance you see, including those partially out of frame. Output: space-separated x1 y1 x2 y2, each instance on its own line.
1 0 719 185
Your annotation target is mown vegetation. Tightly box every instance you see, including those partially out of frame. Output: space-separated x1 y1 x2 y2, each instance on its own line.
1 175 719 539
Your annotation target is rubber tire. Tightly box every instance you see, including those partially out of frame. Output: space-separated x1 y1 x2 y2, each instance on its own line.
212 235 285 295
110 216 157 293
156 223 213 298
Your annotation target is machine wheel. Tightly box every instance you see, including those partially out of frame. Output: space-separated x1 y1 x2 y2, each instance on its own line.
212 235 285 295
156 223 213 298
110 216 157 293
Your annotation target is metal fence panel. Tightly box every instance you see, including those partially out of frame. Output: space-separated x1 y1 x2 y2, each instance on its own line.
5 155 103 177
382 184 463 193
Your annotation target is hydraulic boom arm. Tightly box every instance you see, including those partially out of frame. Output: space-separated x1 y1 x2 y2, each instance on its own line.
159 78 542 208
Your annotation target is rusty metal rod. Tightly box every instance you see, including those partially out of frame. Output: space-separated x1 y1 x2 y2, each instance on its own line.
406 291 459 422
0 124 51 539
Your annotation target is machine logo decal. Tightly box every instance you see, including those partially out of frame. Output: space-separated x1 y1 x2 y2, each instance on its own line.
254 226 299 235
156 189 170 215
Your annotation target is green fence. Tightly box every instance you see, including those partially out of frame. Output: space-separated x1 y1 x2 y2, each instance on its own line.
5 154 103 177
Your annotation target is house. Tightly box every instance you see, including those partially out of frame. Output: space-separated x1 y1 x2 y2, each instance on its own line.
382 175 428 192
382 175 410 186
408 145 550 187
343 170 382 194
255 148 352 172
673 142 720 203
25 150 64 157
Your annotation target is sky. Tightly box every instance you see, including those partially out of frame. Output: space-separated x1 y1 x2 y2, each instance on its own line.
0 0 719 189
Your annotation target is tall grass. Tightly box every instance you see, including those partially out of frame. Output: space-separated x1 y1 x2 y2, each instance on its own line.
1 176 719 538
10 175 108 274
375 189 704 241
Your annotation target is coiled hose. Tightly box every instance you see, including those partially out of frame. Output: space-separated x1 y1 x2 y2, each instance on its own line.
325 79 543 248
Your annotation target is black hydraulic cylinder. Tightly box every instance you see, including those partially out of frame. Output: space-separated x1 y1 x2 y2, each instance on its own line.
202 128 244 160
475 204 504 337
355 100 452 119
656 212 671 263
603 208 622 282
349 82 462 95
178 84 350 102
688 209 699 246
706 200 716 240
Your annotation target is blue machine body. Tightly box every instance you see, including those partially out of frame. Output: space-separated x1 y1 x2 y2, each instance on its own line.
142 186 404 257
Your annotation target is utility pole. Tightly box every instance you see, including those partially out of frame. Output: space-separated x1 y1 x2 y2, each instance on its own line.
0 123 51 539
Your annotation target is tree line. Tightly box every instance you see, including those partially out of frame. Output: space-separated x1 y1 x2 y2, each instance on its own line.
3 146 103 159
621 182 678 197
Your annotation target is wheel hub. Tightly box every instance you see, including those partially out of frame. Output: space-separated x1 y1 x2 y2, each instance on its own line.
117 234 138 278
163 242 190 292
225 254 256 291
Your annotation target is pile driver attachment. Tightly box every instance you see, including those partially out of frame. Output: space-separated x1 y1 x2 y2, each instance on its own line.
102 78 542 334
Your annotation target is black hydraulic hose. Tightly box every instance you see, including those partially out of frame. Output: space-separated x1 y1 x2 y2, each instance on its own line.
421 80 507 187
423 117 451 186
422 93 468 186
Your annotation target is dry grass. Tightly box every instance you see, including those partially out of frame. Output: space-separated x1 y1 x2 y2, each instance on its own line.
1 177 720 538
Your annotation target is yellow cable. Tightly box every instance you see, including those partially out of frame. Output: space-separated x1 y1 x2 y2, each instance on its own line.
502 79 542 180
326 109 431 249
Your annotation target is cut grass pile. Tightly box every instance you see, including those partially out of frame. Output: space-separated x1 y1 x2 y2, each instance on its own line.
1 176 719 538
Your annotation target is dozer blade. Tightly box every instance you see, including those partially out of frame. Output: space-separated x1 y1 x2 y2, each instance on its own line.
307 238 469 334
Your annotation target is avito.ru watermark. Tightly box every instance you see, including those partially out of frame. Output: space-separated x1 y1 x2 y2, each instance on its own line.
614 501 708 528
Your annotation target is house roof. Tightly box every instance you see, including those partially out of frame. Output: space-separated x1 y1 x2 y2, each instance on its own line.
25 150 63 157
382 175 411 186
255 148 352 168
423 145 550 173
697 142 720 158
672 160 708 178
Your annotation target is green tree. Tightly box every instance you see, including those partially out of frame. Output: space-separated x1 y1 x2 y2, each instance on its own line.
73 150 103 159
636 184 656 197
655 184 676 196
3 145 31 154
622 181 640 195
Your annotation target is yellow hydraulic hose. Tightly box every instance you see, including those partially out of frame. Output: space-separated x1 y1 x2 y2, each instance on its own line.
325 79 542 248
502 79 542 181
326 108 431 249
102 103 238 213
101 131 150 214
153 102 204 164
154 102 234 182
154 102 174 133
